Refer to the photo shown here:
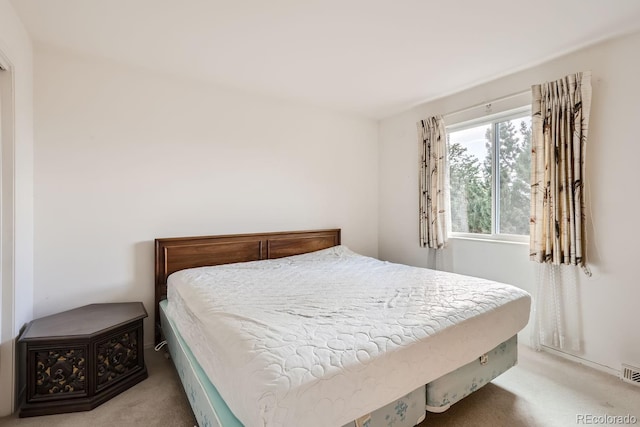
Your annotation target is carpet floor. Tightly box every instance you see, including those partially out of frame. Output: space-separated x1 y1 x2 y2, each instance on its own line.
1 345 638 426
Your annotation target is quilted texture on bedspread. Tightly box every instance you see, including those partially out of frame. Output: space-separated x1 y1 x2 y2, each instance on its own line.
166 246 531 427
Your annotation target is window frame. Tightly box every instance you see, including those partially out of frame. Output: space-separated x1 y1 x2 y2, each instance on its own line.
446 106 531 244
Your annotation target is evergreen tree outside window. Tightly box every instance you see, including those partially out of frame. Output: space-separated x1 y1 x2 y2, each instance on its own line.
447 108 531 239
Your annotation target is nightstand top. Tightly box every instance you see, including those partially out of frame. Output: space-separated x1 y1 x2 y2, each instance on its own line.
20 302 147 341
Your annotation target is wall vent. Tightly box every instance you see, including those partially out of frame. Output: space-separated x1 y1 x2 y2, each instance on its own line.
621 364 640 386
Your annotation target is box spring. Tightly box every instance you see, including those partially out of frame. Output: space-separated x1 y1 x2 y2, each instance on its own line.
426 335 518 412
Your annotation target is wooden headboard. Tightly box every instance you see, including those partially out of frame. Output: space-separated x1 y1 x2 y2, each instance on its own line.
154 228 341 343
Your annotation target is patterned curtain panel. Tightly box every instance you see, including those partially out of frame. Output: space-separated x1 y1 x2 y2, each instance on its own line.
530 71 592 269
418 115 449 249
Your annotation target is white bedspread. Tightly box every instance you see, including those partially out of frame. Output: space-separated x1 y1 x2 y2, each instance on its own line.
165 246 531 427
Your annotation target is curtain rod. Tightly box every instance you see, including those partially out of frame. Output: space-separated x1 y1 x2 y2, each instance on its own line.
443 89 531 119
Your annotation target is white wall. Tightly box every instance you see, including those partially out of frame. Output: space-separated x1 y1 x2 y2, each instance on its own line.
33 45 379 347
0 0 34 416
379 31 640 373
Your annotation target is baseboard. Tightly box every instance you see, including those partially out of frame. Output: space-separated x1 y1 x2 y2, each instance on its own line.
540 345 619 377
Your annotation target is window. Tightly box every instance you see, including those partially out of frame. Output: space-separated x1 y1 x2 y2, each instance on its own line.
447 108 531 239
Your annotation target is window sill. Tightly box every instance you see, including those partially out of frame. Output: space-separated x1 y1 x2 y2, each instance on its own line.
449 234 529 246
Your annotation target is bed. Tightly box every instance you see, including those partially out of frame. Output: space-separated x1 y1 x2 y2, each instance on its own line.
155 229 531 427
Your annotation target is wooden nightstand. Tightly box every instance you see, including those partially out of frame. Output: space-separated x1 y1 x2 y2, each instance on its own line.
18 302 148 417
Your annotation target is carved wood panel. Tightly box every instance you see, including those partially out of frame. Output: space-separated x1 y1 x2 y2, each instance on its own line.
95 329 141 391
33 348 87 399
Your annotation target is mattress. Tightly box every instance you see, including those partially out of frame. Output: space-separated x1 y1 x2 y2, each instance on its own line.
165 245 531 427
161 299 427 427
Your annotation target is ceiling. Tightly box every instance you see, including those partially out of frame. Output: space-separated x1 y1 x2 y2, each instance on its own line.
10 0 640 119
